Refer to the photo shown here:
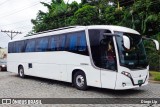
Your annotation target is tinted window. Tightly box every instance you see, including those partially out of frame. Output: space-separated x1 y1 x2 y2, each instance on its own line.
25 39 36 52
78 32 87 51
89 29 117 70
8 31 88 55
66 31 88 55
49 35 59 51
67 33 78 51
115 32 148 69
15 41 25 53
88 30 101 67
59 35 66 51
8 42 14 53
36 37 49 52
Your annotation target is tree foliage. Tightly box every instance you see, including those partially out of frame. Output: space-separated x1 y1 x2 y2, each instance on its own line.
73 5 99 25
31 0 160 71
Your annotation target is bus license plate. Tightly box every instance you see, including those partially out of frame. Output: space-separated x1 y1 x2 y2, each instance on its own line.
138 80 143 84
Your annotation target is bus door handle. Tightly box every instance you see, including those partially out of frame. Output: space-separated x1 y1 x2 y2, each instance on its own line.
28 63 32 68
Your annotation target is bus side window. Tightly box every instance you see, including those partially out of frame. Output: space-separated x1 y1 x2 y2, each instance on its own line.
36 37 49 52
49 35 59 51
59 35 66 51
8 43 11 53
78 32 87 51
15 41 25 53
12 42 16 53
68 33 78 51
8 42 14 53
25 40 36 52
66 31 88 56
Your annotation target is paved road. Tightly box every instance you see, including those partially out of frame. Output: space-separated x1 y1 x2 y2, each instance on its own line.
0 71 160 107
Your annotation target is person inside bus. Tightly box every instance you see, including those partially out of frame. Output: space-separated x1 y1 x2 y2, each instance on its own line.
106 41 116 70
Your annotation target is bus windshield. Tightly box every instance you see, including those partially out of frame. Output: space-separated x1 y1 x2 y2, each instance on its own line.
115 32 148 69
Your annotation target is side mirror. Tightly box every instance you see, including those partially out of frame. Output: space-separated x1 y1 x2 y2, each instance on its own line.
123 35 130 50
153 40 159 51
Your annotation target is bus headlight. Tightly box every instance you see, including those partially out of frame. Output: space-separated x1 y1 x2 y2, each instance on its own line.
2 65 6 67
121 71 131 78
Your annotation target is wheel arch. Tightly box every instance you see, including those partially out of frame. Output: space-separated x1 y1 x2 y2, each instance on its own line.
72 69 87 84
18 64 23 73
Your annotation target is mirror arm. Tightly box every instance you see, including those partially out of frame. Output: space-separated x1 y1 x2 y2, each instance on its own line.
142 37 158 41
142 37 159 51
142 37 152 40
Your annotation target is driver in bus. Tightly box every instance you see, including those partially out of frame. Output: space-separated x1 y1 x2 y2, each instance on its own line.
106 41 115 70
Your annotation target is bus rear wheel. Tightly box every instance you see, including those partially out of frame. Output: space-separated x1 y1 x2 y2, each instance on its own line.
73 71 88 90
18 66 25 78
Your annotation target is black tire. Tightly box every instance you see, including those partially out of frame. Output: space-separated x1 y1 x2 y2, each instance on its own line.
73 71 88 90
18 66 25 78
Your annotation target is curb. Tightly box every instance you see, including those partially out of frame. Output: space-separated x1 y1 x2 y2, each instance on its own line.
149 80 160 84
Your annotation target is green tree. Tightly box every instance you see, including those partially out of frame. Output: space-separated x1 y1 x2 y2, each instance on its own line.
103 6 124 25
73 5 99 25
130 0 160 36
31 0 79 32
30 0 160 71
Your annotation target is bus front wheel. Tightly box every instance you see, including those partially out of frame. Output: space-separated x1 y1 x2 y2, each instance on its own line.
73 71 88 90
18 66 25 78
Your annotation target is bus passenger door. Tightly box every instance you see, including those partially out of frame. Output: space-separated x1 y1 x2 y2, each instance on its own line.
100 36 117 89
88 29 117 89
100 70 117 89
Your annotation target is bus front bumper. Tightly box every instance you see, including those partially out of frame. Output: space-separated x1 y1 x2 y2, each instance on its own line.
114 74 149 90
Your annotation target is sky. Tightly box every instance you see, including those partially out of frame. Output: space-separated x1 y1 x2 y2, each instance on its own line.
0 0 81 48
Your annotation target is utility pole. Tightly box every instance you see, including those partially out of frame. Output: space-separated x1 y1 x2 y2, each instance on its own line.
1 30 22 40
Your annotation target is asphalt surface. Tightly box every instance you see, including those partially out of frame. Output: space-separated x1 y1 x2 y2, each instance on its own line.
0 71 160 107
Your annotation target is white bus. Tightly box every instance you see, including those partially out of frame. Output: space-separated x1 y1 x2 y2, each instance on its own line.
7 25 159 90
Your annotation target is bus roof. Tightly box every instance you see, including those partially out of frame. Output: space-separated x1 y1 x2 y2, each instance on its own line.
87 25 140 35
10 25 140 42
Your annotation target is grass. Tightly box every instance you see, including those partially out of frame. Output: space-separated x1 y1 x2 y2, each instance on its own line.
150 71 160 81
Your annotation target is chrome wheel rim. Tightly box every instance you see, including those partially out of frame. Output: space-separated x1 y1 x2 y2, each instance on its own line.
19 69 23 77
76 75 84 87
